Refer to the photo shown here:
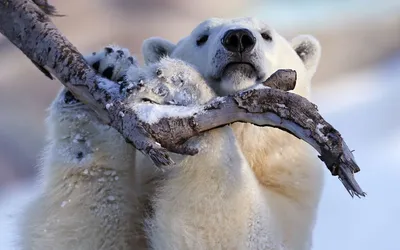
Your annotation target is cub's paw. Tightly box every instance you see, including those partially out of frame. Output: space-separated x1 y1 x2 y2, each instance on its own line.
121 58 215 106
84 45 139 82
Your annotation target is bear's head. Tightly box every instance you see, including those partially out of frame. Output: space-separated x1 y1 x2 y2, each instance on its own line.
142 17 321 97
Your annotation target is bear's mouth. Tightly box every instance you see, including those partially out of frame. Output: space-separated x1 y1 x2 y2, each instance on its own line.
221 62 258 80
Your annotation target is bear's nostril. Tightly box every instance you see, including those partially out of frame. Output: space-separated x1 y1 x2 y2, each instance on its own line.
222 29 256 53
242 34 255 51
226 34 239 48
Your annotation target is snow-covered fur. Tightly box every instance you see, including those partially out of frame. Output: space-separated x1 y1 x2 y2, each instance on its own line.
141 17 324 250
18 49 147 250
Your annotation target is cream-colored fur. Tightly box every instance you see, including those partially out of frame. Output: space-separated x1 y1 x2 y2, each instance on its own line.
128 58 280 249
141 17 325 249
146 127 276 250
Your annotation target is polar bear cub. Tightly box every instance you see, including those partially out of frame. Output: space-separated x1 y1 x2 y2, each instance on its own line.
18 48 147 250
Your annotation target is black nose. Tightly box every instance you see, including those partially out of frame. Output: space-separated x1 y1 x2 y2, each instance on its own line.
221 29 256 53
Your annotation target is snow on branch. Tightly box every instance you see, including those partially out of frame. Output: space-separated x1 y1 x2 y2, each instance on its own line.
0 0 365 197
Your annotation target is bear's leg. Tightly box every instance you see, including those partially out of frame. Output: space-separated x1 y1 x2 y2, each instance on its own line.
18 47 147 250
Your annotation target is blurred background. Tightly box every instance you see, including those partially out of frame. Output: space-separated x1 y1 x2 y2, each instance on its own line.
0 0 399 249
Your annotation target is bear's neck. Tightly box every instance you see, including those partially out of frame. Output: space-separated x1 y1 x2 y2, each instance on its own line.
169 126 248 185
231 122 324 205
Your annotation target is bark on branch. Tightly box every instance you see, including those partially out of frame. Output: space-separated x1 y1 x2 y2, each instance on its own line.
0 0 365 197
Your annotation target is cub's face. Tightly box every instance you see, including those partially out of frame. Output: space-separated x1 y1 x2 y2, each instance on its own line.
143 17 321 97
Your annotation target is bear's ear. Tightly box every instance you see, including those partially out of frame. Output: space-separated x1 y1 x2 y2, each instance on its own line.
291 35 321 76
142 37 176 65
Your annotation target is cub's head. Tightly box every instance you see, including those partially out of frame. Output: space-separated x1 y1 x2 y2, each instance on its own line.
142 17 321 97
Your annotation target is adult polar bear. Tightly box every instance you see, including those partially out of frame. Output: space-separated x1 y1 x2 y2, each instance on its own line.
141 17 324 249
19 17 323 250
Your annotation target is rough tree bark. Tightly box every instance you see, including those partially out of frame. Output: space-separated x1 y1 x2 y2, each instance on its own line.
0 0 365 197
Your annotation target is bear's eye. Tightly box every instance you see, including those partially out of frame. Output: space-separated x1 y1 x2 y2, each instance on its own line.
261 32 272 42
196 35 209 46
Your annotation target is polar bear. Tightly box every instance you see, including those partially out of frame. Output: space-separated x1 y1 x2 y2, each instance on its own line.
18 48 148 250
19 17 324 250
140 17 324 249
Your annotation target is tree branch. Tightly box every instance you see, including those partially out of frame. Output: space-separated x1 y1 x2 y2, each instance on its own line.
0 0 365 197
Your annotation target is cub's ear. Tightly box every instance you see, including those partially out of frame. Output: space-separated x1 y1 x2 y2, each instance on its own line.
291 35 321 76
142 37 176 65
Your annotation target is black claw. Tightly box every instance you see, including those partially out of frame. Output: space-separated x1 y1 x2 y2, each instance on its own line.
116 76 125 82
92 61 100 71
102 66 115 79
117 50 124 57
137 79 145 87
105 47 113 54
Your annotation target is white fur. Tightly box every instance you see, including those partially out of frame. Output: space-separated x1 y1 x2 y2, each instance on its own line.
20 17 324 250
18 49 147 250
142 17 324 249
124 58 280 249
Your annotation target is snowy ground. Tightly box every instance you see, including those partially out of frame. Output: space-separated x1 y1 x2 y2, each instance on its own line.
1 53 399 249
